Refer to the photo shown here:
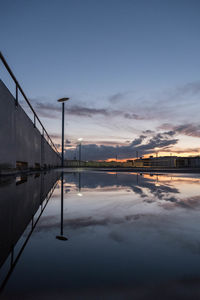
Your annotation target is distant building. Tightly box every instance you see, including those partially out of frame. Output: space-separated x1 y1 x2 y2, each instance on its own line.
126 160 134 165
176 157 200 168
132 156 200 168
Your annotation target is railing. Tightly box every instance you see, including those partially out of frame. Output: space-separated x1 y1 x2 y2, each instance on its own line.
0 52 60 157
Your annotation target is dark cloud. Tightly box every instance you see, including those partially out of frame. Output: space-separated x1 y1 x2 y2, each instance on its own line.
31 99 146 120
171 148 200 154
65 133 178 160
69 105 109 117
33 102 60 119
35 102 110 118
143 130 154 134
31 100 109 118
109 92 127 103
163 131 176 136
130 135 146 146
31 80 200 123
175 124 200 137
124 113 144 120
160 123 200 138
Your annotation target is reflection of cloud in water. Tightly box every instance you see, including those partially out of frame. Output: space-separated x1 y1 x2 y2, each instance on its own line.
39 171 200 262
36 213 151 232
61 172 200 211
64 171 181 203
162 195 200 210
36 210 200 259
131 186 147 198
63 172 176 190
109 231 125 243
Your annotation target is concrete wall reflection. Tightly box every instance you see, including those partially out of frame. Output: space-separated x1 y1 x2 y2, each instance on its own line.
0 171 59 268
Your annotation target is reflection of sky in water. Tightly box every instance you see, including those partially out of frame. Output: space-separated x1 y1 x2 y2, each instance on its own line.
3 171 200 299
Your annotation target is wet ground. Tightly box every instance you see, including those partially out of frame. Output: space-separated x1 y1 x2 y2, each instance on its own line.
1 169 200 299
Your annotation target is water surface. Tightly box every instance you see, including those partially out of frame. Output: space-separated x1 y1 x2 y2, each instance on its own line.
1 170 200 299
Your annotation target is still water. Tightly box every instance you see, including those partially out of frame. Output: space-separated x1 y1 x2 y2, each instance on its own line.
1 170 200 299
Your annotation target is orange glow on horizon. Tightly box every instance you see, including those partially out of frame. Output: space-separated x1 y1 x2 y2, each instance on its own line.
104 151 200 162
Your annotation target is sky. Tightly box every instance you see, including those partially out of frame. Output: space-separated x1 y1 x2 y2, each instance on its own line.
1 0 200 160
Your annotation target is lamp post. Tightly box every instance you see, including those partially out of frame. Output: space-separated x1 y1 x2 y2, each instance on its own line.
57 98 70 168
78 138 83 167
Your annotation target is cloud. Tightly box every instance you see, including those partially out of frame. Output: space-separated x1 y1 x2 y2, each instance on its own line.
35 102 110 118
162 195 200 210
176 81 200 97
121 81 200 122
31 99 146 120
109 92 128 103
123 113 144 120
109 231 125 243
65 133 178 160
160 123 200 138
89 140 130 146
130 135 146 146
30 80 200 124
36 193 200 232
171 148 200 154
143 130 154 135
155 81 200 105
69 105 109 117
31 100 109 118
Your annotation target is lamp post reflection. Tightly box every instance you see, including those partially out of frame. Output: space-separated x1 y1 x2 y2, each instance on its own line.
77 172 82 197
56 172 68 241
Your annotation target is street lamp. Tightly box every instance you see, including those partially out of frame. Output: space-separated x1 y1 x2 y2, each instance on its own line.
57 97 70 168
78 138 83 167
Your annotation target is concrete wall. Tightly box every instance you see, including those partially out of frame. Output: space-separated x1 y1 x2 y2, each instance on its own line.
0 80 61 170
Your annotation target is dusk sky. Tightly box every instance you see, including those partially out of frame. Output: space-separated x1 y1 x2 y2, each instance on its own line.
1 0 200 160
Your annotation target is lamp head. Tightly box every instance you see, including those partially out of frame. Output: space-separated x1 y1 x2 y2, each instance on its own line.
78 138 83 142
57 97 70 103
